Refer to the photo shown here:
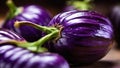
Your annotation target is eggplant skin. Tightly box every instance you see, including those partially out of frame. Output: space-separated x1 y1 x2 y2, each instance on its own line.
0 45 69 68
0 28 24 42
0 29 70 68
2 5 51 42
46 10 114 65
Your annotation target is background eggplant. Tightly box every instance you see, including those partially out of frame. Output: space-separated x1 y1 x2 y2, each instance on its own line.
109 5 120 49
44 10 114 65
2 0 52 42
0 28 69 68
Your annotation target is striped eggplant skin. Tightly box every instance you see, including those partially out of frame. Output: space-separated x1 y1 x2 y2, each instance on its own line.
2 5 51 42
0 45 70 68
46 10 114 65
0 29 70 68
0 28 25 42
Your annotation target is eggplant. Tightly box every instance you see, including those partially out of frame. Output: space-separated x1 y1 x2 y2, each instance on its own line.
45 10 114 65
0 28 69 68
109 5 120 49
14 10 114 65
2 0 52 42
0 45 69 68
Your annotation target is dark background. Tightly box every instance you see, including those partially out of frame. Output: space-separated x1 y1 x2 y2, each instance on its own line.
0 0 66 16
0 0 120 16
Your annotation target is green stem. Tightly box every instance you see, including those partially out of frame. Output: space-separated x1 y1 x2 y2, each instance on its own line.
0 21 59 53
31 29 59 52
7 0 17 19
6 0 23 19
67 0 93 10
14 21 57 34
0 29 59 53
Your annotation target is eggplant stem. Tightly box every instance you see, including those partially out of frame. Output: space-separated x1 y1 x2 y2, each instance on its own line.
6 0 23 19
7 0 17 19
0 21 60 53
0 29 59 53
14 21 57 34
7 0 17 12
35 30 59 52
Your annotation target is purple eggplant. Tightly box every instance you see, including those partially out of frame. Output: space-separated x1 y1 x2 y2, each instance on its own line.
109 5 120 49
43 10 114 65
0 45 69 68
2 0 52 42
0 28 69 68
14 10 114 65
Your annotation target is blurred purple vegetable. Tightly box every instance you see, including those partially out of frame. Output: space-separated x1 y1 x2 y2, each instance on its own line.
109 5 120 49
44 10 114 65
0 27 69 68
2 0 52 42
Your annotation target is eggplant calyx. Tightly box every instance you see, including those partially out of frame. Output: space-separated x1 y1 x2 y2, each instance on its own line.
14 21 60 43
14 7 23 17
67 0 93 10
52 23 64 43
13 21 59 52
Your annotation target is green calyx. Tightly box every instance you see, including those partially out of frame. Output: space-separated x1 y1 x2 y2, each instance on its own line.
67 0 93 10
1 21 60 53
7 0 23 19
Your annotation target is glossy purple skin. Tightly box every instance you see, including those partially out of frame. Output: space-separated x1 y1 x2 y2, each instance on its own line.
0 29 70 68
2 5 51 42
109 5 120 48
0 45 69 68
0 28 24 42
46 10 114 65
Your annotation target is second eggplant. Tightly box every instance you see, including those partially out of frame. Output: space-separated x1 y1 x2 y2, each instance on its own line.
2 0 52 42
